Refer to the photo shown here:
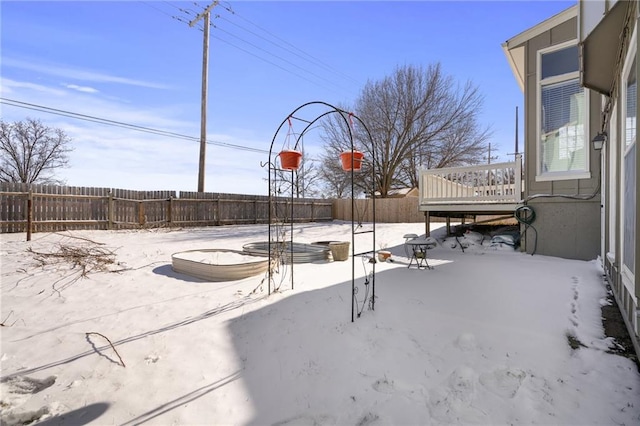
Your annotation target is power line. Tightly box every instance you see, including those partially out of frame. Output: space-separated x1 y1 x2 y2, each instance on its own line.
209 21 353 94
142 1 360 97
140 1 175 19
218 2 360 85
216 13 360 86
204 32 348 97
165 1 194 13
0 98 269 154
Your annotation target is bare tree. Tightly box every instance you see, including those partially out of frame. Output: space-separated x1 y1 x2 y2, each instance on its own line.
319 64 491 197
317 108 370 198
272 158 322 198
402 112 492 188
317 149 354 198
294 159 322 198
0 118 72 184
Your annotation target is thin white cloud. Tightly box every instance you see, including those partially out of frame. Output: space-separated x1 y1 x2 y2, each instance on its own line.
3 57 171 90
2 77 194 130
64 84 99 94
0 78 67 96
1 75 270 193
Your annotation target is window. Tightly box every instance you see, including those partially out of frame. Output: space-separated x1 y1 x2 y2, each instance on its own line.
621 29 636 280
625 56 637 150
537 42 589 180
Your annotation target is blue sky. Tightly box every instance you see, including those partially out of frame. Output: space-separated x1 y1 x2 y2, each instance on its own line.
1 0 575 194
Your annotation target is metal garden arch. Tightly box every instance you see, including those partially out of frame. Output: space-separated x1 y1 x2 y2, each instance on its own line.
265 101 378 322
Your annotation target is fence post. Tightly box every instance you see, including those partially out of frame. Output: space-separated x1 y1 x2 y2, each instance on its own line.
138 201 145 227
108 191 114 230
167 196 173 226
216 196 221 226
26 189 33 241
311 200 315 222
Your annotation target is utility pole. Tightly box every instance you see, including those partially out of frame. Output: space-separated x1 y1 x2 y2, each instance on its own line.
487 142 499 164
515 106 519 155
507 106 521 161
486 143 499 187
506 107 521 186
190 1 219 192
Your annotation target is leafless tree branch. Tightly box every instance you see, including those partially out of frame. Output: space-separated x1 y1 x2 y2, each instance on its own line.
318 64 492 197
0 118 73 184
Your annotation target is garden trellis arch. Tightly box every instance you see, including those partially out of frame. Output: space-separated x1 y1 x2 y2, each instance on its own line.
266 101 377 322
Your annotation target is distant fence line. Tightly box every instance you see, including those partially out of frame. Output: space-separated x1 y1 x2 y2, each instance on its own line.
332 197 425 223
0 183 333 234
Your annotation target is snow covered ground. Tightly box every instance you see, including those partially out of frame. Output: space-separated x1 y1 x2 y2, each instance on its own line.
1 221 639 425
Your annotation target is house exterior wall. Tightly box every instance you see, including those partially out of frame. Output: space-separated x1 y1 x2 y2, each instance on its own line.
521 15 602 260
634 8 639 339
579 0 639 347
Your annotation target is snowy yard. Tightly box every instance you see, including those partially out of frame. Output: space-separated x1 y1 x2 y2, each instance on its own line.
1 222 639 425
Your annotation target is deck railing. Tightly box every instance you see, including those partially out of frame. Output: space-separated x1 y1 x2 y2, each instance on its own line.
419 154 523 207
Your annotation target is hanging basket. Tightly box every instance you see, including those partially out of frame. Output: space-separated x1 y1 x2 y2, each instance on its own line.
279 150 302 171
340 150 364 171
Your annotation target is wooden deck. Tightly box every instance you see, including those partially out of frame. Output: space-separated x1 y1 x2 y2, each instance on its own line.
418 155 523 217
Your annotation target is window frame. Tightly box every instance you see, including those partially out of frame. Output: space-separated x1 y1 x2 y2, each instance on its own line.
620 25 636 293
536 40 591 181
622 26 637 158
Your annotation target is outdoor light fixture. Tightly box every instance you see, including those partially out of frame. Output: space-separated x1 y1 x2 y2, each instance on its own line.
592 132 607 150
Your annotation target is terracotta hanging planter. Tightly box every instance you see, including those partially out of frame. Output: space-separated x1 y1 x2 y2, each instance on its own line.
340 150 364 171
279 150 302 171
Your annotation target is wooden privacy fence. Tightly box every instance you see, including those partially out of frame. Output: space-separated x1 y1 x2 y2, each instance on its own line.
332 197 425 223
0 183 332 234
